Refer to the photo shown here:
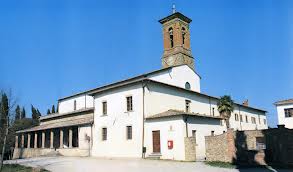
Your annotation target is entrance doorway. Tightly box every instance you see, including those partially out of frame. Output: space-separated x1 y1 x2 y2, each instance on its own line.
152 130 161 153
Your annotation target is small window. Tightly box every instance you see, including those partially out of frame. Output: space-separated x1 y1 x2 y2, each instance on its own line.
102 128 107 141
212 108 215 116
240 115 243 122
235 114 239 121
263 119 266 125
169 27 174 48
126 126 132 140
126 96 133 112
284 108 293 118
246 115 248 123
211 131 215 136
251 117 256 124
259 117 261 124
192 130 196 137
256 137 266 150
73 100 77 111
185 82 191 90
102 101 107 115
185 100 191 112
182 27 186 45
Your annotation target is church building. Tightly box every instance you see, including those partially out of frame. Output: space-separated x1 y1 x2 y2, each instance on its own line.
13 11 268 161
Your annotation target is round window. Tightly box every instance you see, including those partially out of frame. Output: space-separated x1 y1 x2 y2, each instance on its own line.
185 82 191 90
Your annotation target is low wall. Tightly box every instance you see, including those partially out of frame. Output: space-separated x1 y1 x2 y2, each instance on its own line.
13 148 90 159
205 126 293 166
184 137 196 161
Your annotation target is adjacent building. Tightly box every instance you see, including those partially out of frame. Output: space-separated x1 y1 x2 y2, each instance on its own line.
275 99 293 129
14 11 267 161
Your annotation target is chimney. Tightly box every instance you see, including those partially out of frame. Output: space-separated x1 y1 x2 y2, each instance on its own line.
242 99 249 106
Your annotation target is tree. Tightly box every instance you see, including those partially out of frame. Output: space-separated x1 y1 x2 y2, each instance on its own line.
21 107 26 119
217 95 234 129
31 105 41 125
15 105 21 121
47 109 51 114
51 105 55 114
0 91 16 171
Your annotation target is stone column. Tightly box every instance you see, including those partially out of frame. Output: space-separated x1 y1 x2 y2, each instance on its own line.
34 132 38 148
27 133 31 148
21 134 25 148
42 131 45 148
15 135 19 148
60 129 63 148
50 130 54 149
69 128 73 148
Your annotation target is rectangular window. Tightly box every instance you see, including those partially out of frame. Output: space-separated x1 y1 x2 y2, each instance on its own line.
256 137 266 150
102 128 107 141
102 101 107 115
192 130 196 137
235 114 239 121
246 115 248 123
251 117 256 124
259 117 261 124
126 126 132 140
185 100 191 112
240 115 243 122
74 100 77 111
263 119 266 125
284 108 293 118
212 108 215 116
126 96 133 112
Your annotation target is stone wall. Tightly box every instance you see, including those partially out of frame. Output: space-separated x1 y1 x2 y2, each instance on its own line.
184 137 196 161
205 131 230 162
13 148 90 159
205 126 293 166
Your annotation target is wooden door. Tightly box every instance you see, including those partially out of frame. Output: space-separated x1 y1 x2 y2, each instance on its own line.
152 130 161 153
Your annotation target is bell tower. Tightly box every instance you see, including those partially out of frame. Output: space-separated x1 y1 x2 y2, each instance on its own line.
159 10 195 70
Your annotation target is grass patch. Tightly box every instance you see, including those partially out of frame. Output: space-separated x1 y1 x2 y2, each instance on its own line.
2 164 49 172
205 161 236 169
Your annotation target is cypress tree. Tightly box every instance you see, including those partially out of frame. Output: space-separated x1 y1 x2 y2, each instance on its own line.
21 107 26 119
31 105 37 120
15 105 21 120
51 105 55 114
0 93 9 128
47 109 51 114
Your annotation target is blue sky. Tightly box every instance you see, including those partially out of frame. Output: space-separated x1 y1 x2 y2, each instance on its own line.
0 0 292 127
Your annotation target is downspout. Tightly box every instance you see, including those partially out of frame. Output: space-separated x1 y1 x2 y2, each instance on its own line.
209 97 211 116
239 105 242 131
142 81 146 158
184 115 188 137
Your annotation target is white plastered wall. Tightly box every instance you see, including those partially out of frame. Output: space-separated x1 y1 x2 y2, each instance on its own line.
58 95 94 114
78 125 92 152
91 84 144 158
276 104 293 129
148 65 201 93
144 116 186 161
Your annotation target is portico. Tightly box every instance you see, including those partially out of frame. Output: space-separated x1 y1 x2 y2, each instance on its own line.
13 108 94 159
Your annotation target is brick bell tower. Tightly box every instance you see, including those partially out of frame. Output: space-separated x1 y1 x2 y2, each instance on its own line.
159 8 195 70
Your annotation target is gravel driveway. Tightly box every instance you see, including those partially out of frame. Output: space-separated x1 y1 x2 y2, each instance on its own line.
4 156 291 172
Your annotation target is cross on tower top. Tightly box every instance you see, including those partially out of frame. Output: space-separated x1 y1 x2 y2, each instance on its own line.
172 4 176 14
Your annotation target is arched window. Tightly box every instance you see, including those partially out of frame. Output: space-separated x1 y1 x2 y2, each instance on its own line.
182 27 186 45
185 82 191 90
168 27 174 48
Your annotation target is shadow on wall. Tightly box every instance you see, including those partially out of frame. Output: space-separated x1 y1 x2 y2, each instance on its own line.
232 126 293 172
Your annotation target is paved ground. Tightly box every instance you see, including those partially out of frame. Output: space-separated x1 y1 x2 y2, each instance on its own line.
4 156 292 172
